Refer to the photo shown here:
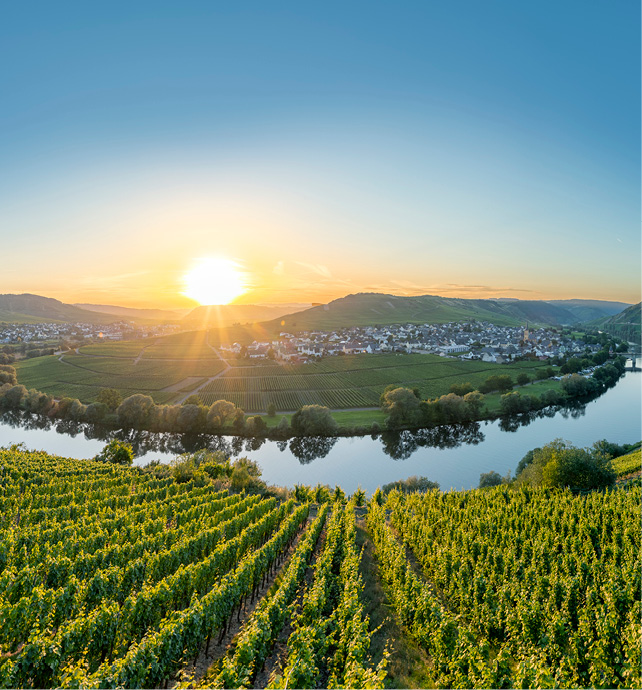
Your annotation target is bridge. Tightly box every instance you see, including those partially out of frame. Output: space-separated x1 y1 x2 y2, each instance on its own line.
623 348 642 371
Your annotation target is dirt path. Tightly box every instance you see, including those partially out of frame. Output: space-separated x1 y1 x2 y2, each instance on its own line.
177 506 320 687
354 515 434 689
171 334 233 404
252 507 329 688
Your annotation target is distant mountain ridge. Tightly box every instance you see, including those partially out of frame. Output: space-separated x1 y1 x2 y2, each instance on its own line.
589 302 641 344
0 294 116 324
263 293 634 331
185 303 310 328
75 303 187 321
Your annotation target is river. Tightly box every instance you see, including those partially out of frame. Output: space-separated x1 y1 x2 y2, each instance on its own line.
0 371 639 494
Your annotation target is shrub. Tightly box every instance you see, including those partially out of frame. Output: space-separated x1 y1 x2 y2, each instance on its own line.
291 405 338 436
479 470 503 488
95 439 134 466
449 382 474 396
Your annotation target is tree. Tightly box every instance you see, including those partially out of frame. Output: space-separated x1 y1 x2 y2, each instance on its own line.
560 357 583 374
479 470 503 488
97 388 122 411
516 373 530 386
207 400 237 428
176 404 206 433
246 415 268 435
479 374 513 393
95 439 134 466
85 401 108 423
463 391 485 419
117 394 155 428
561 374 598 397
380 387 423 427
518 439 616 489
0 367 17 386
499 391 531 415
266 402 276 417
0 384 27 409
436 393 469 423
182 394 202 406
449 382 474 396
291 405 338 436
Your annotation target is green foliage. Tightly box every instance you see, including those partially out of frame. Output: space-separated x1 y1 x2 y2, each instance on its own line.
380 387 423 427
479 374 513 393
478 470 503 488
291 404 338 435
381 475 439 494
96 388 122 411
94 439 134 466
518 438 616 490
449 381 474 396
352 487 366 506
561 373 599 397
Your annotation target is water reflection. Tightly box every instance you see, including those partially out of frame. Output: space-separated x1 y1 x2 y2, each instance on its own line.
0 382 630 467
380 423 485 460
288 436 338 463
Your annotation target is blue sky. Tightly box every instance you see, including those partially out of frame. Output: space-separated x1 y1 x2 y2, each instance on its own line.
1 1 639 306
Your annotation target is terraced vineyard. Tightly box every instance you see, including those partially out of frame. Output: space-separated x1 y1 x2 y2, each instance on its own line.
0 446 638 688
368 486 641 688
15 333 551 413
0 448 382 689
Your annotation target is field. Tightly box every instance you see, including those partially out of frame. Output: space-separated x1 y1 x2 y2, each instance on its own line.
0 448 380 689
613 446 641 477
0 447 638 689
15 334 553 415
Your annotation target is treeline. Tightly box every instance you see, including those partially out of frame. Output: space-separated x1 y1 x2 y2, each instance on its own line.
0 368 343 439
0 354 627 439
380 357 626 428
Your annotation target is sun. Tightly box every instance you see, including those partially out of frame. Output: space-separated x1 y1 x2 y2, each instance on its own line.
182 257 247 305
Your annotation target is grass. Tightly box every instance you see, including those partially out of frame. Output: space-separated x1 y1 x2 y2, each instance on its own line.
354 517 436 688
482 379 564 414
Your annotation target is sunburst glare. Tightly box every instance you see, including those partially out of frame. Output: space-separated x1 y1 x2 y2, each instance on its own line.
182 257 247 305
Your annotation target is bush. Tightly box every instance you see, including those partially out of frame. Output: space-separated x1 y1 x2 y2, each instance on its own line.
382 476 440 494
95 439 134 466
449 382 474 396
97 388 122 411
479 470 503 488
291 405 338 436
480 375 513 394
380 387 423 427
517 439 616 490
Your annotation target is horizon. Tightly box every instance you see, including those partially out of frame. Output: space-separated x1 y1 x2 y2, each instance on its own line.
1 2 640 308
1 289 637 314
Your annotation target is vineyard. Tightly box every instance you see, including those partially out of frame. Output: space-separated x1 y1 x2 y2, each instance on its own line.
15 333 552 413
0 447 382 689
1 445 638 688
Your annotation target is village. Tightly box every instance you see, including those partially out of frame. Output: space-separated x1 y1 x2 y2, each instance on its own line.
0 321 178 347
220 321 604 364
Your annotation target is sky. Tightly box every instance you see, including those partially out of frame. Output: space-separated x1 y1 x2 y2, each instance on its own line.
1 1 640 308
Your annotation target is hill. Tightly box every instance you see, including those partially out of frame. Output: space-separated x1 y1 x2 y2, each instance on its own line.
262 293 604 331
75 303 188 321
0 293 117 324
590 302 641 344
184 303 310 328
545 298 631 322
